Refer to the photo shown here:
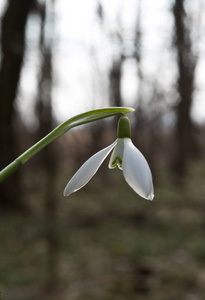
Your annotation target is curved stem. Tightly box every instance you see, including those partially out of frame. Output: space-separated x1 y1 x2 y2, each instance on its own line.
0 107 134 183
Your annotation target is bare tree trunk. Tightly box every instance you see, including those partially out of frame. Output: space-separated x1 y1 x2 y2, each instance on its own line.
133 0 144 142
0 0 34 210
173 0 197 179
109 54 124 135
36 1 60 293
109 58 123 108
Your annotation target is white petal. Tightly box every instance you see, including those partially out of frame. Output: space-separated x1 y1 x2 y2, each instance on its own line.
108 138 124 170
64 140 117 196
122 138 154 200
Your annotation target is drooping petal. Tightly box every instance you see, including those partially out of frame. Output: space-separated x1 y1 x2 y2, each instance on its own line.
108 138 124 170
64 140 117 197
122 138 154 200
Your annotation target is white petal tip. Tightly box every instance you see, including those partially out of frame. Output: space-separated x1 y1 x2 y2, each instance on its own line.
63 186 75 197
146 193 154 201
63 190 69 197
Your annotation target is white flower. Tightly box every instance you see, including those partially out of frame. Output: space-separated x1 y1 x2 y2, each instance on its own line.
109 138 154 200
64 133 154 200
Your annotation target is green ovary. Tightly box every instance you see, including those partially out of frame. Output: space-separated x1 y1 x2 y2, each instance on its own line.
117 116 131 138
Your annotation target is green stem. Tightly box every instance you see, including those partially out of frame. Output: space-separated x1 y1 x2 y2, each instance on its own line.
0 107 134 183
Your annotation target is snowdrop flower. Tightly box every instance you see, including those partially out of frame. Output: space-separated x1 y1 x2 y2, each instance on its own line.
64 116 154 200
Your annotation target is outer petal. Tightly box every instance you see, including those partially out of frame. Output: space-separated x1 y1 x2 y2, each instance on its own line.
122 138 154 200
64 140 117 196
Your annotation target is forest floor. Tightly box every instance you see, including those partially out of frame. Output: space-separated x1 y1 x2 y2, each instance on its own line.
1 161 205 300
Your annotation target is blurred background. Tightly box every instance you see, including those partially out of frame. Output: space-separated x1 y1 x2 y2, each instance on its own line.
1 0 205 299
